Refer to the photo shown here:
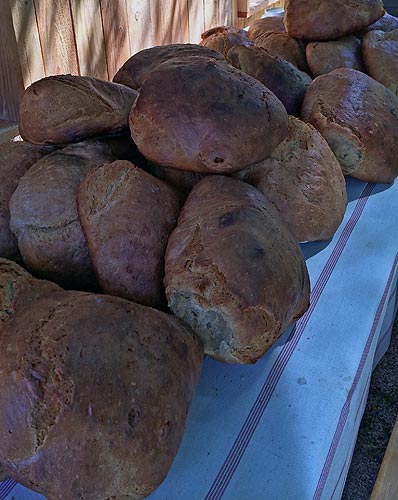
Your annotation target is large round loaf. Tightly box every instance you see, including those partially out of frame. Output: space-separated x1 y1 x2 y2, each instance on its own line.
247 17 286 40
0 141 54 260
301 68 398 183
145 163 207 197
362 29 398 95
228 44 311 116
199 26 253 57
77 160 180 308
0 291 203 500
9 141 115 288
235 116 347 242
164 176 310 364
19 75 138 145
254 31 308 71
284 0 385 40
358 12 398 38
306 36 364 77
113 44 223 90
130 56 288 174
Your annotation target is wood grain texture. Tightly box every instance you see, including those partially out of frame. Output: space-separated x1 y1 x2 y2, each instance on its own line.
371 416 398 500
188 0 205 42
203 0 221 30
9 0 46 88
71 0 108 79
100 0 130 80
127 0 153 57
0 0 24 121
150 0 186 46
34 0 79 76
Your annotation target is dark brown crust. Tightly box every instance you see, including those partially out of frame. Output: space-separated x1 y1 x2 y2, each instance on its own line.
247 17 286 40
0 290 203 500
199 26 253 57
362 29 398 95
285 0 385 40
357 12 398 38
145 163 207 197
306 36 364 77
113 43 224 90
227 44 311 116
164 176 310 364
301 68 398 183
129 56 288 174
77 160 180 308
19 75 138 145
0 142 55 260
235 116 347 242
254 31 308 72
9 141 115 288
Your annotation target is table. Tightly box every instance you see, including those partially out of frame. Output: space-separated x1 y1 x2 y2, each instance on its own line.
1 177 398 500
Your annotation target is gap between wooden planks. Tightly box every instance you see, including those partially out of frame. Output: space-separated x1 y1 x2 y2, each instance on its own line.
370 415 398 500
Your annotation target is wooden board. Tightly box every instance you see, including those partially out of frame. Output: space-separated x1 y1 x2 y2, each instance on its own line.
100 0 131 80
34 0 79 76
370 416 398 500
0 0 24 121
8 0 46 89
203 0 221 31
71 0 108 80
126 0 153 59
188 0 205 42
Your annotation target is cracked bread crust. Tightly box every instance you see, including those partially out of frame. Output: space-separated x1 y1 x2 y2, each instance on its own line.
164 176 310 364
199 26 253 57
301 68 398 183
247 17 286 40
0 291 203 500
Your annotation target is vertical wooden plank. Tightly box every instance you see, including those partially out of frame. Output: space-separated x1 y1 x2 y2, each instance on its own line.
203 0 220 31
150 0 184 46
70 0 108 80
0 0 24 121
178 0 190 43
9 0 46 88
218 0 235 26
126 0 153 57
34 0 79 76
188 0 205 42
100 0 130 80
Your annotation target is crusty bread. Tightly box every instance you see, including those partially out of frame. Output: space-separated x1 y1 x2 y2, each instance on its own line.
285 0 385 40
235 116 347 242
199 26 253 57
164 176 310 364
9 141 115 288
357 12 398 38
254 31 308 71
247 17 286 40
306 36 364 77
362 28 398 95
77 160 180 308
129 56 288 174
19 75 138 145
301 68 398 183
0 290 203 500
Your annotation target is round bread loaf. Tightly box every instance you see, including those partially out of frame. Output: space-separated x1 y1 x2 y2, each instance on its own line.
145 163 207 197
362 29 398 95
77 160 180 308
113 43 223 90
164 176 310 364
301 68 398 183
130 56 288 174
0 141 54 260
199 26 253 57
228 44 311 116
284 0 385 40
306 36 364 77
19 75 138 145
357 12 398 38
247 16 286 40
9 141 115 288
254 31 308 71
0 290 203 500
235 116 347 242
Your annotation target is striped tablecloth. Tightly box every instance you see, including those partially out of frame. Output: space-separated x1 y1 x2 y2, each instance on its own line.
1 177 398 500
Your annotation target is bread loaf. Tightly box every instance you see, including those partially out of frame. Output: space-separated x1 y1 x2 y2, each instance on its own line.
301 68 398 183
145 163 207 197
228 44 311 116
247 17 286 40
0 141 54 260
164 176 310 364
19 75 138 145
306 36 364 77
129 56 288 174
199 26 253 57
0 290 203 500
254 31 308 71
284 0 385 40
362 29 398 95
357 12 398 38
77 160 180 308
235 116 347 241
9 141 115 288
113 44 223 90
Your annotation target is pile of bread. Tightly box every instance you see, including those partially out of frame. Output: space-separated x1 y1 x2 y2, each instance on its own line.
0 0 397 498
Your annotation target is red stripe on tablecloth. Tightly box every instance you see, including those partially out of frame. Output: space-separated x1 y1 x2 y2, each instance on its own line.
205 182 375 500
0 479 16 500
313 252 398 500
